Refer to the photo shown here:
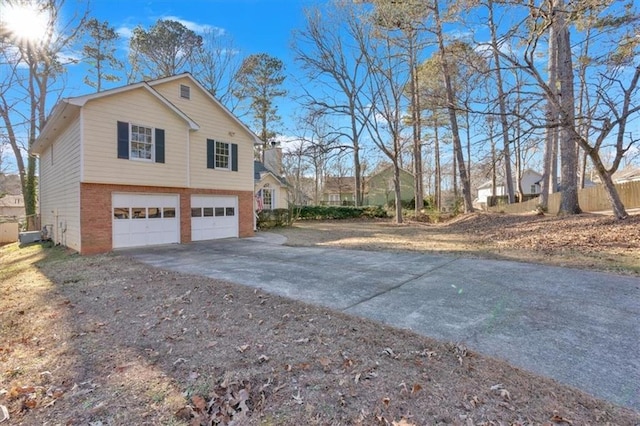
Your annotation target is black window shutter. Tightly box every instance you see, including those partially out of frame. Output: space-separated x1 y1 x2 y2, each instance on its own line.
231 143 238 172
155 128 165 163
207 139 215 169
117 121 129 159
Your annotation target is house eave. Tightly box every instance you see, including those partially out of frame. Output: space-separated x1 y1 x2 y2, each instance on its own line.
31 101 80 155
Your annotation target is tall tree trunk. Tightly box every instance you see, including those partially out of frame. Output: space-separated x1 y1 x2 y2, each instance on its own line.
434 119 441 210
452 151 458 198
513 70 524 200
393 161 403 223
488 0 515 204
408 32 423 213
490 127 497 198
588 152 628 219
433 0 473 213
555 2 581 215
540 6 558 210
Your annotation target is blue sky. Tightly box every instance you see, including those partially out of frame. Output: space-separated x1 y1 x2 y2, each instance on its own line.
54 0 323 145
63 0 318 96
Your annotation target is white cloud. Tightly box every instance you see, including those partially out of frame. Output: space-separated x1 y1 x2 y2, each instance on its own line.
161 16 225 36
116 26 133 40
274 135 306 154
58 49 82 65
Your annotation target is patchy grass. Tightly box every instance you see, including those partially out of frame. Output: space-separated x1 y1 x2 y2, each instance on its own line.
1 240 638 425
276 212 640 276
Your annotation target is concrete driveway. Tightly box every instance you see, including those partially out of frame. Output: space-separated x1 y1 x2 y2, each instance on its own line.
125 233 640 411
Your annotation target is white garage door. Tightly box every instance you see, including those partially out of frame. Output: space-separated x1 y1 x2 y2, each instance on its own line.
112 193 180 249
191 195 238 241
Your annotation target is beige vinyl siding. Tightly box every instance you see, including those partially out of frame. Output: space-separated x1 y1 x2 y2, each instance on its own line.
81 88 190 187
151 78 254 191
39 115 81 251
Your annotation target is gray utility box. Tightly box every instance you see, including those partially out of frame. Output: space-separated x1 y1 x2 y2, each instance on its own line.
19 231 42 244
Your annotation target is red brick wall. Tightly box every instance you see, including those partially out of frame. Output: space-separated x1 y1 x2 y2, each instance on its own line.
80 183 254 255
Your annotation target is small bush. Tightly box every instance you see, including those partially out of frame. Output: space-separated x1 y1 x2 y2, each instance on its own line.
295 205 388 220
257 208 292 229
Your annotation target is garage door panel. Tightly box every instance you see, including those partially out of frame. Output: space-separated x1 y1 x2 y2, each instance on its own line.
112 194 179 249
191 196 238 241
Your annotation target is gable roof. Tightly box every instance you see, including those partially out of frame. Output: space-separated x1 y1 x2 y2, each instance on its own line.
477 169 543 190
32 73 259 155
324 176 355 193
254 161 288 186
147 73 260 145
613 167 640 183
367 164 414 179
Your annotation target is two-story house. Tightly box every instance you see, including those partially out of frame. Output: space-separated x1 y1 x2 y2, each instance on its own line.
31 73 259 254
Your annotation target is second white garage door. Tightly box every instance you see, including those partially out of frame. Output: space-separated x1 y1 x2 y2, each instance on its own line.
191 195 238 241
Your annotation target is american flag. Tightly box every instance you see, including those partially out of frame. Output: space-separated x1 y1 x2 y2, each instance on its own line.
255 189 263 212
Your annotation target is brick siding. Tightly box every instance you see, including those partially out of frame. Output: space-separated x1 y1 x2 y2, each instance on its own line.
80 183 254 255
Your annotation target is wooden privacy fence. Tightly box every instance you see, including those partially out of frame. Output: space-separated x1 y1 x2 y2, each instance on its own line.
0 222 19 243
488 180 640 214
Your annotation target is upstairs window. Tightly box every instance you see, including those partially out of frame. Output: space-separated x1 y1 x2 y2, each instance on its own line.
117 121 165 164
131 124 153 160
206 139 238 171
180 84 190 99
215 141 230 169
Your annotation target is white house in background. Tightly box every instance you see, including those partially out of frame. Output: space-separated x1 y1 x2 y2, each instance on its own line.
611 167 640 184
476 169 543 206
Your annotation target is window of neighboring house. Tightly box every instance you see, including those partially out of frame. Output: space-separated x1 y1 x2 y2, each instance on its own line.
262 188 274 210
180 84 191 99
215 141 230 169
530 184 538 194
328 194 339 204
130 124 154 160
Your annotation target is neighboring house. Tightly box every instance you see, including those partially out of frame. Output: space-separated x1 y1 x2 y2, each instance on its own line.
31 73 259 254
476 169 543 206
322 177 356 206
363 165 414 206
254 148 289 211
612 167 640 184
0 194 25 219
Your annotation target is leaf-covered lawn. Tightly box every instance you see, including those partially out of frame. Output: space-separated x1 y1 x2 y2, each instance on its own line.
1 238 638 425
275 212 640 276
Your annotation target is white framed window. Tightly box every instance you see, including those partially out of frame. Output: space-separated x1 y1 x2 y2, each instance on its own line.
215 141 230 169
328 194 339 203
130 124 154 161
262 188 274 210
180 84 190 99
